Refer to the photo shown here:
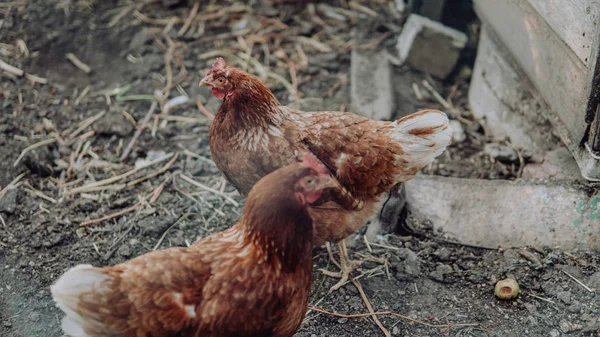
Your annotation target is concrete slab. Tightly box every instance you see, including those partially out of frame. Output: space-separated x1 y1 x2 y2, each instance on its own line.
405 175 600 251
469 24 584 180
351 49 394 120
468 24 556 153
396 14 467 79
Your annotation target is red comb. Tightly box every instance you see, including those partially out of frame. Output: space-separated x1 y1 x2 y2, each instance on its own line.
210 57 226 73
302 153 328 175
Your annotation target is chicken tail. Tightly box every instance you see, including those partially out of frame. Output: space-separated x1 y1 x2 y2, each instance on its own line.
50 264 112 337
390 109 452 172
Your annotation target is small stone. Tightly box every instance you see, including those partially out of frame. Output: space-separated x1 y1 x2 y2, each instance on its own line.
435 247 452 260
94 111 134 137
128 28 150 51
29 312 40 322
29 240 42 249
392 325 401 335
556 290 571 304
430 263 453 282
394 0 405 12
76 227 87 238
587 271 600 291
484 143 518 163
549 329 560 337
436 263 453 274
3 320 11 327
337 317 348 324
396 14 467 79
450 120 466 143
523 302 536 314
0 189 19 214
392 248 421 280
559 319 582 333
567 302 582 313
351 49 394 120
118 244 131 257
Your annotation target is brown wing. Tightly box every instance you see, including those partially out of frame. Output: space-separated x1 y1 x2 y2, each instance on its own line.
285 109 404 201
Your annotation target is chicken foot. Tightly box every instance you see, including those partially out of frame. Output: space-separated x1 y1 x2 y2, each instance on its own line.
319 240 362 291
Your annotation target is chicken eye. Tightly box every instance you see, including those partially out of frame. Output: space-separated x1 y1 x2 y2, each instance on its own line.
305 177 315 185
217 78 225 84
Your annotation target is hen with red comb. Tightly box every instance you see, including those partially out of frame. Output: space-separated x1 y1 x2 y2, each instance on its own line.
201 57 452 290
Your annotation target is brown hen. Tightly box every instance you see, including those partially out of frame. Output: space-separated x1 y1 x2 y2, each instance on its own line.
202 57 453 290
50 154 334 337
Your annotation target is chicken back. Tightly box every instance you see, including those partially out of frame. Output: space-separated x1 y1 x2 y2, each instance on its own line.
51 154 333 337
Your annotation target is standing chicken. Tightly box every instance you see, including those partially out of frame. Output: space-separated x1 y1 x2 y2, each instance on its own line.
51 153 334 337
201 58 452 290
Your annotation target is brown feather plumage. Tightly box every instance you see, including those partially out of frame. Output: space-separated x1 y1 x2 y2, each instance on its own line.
51 162 332 337
204 59 453 244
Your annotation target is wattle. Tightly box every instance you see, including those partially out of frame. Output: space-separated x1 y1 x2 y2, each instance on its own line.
212 88 225 100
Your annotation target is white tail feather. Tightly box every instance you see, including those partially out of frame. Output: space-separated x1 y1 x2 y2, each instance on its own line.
390 110 453 170
50 264 111 337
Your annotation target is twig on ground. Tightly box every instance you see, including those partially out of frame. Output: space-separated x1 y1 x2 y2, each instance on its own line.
13 138 56 167
23 183 57 204
182 149 216 166
177 1 200 37
178 173 239 206
562 270 595 292
102 216 139 260
0 1 29 8
528 293 555 304
66 53 92 74
126 154 178 187
352 279 391 337
79 179 166 227
66 152 174 195
162 41 175 95
67 110 106 140
349 1 379 17
421 80 452 110
133 10 183 25
160 115 211 125
162 96 189 114
289 63 300 108
0 59 24 76
120 101 158 161
363 235 373 253
80 198 146 227
24 73 48 84
368 242 401 251
0 171 27 200
74 85 91 106
149 177 168 204
307 306 480 329
109 4 135 27
412 82 423 100
153 213 191 250
196 100 215 120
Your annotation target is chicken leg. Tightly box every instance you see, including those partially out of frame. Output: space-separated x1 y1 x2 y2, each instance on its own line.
320 240 362 291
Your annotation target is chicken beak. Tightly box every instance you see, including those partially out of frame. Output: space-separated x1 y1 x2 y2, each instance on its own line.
318 174 337 190
199 74 213 87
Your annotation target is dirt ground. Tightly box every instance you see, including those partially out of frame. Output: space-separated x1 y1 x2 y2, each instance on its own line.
1 1 599 336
